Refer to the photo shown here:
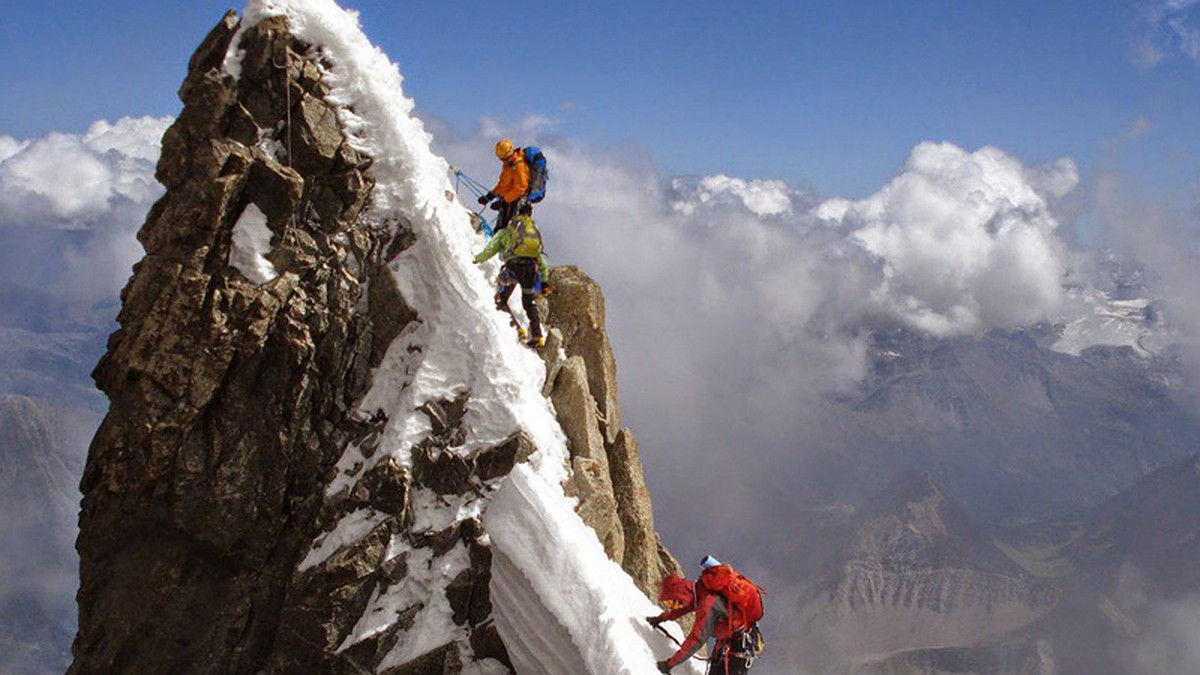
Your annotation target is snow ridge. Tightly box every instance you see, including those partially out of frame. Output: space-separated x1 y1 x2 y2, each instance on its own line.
226 2 686 673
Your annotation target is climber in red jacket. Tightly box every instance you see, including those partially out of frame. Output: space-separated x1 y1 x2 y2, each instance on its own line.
646 556 764 674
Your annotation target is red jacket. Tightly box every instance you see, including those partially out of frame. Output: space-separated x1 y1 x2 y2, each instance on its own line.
657 585 732 668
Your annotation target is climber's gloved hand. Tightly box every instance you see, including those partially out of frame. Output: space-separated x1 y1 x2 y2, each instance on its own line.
656 660 672 673
646 615 664 628
477 191 495 205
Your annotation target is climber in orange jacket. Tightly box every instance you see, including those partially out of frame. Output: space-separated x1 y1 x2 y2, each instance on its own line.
477 138 529 232
647 556 763 674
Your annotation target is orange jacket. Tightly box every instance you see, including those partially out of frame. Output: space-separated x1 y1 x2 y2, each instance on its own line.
492 149 529 203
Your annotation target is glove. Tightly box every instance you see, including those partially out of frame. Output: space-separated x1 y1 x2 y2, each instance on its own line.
656 660 672 673
477 191 495 205
646 615 663 628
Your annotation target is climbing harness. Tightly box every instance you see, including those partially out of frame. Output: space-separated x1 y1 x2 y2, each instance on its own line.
450 167 496 237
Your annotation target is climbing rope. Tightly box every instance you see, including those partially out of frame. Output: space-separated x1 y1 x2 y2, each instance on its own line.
271 44 301 235
271 45 294 168
449 166 496 238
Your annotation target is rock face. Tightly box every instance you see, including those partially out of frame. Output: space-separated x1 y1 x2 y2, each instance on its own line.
71 12 672 675
541 266 682 598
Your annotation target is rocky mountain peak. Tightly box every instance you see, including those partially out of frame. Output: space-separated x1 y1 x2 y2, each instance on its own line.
69 7 677 674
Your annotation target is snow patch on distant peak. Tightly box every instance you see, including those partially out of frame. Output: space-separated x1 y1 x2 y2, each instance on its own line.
1052 288 1173 357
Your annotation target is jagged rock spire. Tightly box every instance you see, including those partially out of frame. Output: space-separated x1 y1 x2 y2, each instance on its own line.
71 8 677 675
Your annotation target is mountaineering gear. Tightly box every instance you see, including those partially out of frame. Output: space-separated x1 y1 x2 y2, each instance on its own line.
656 660 671 673
495 138 515 160
707 639 753 675
698 563 764 635
509 213 543 258
523 145 548 203
451 168 498 236
646 615 664 628
650 564 765 672
478 190 496 205
526 334 546 348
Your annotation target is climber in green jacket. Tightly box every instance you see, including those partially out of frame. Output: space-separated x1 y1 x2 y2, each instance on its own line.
473 204 551 347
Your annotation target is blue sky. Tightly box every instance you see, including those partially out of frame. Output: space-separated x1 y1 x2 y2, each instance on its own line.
2 0 1198 200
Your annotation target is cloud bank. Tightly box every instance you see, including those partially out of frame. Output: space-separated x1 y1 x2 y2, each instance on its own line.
429 119 1094 569
827 142 1078 336
0 116 170 306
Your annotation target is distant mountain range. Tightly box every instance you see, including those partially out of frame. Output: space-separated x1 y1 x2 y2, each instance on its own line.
784 453 1200 675
0 282 106 674
806 323 1199 524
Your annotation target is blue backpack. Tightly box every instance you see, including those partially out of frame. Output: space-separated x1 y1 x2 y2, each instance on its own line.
524 146 549 203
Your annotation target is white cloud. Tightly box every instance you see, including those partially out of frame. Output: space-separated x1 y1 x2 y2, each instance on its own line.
479 114 560 141
671 174 794 217
82 117 172 162
0 116 170 225
1133 594 1200 675
0 136 28 163
0 116 170 305
825 142 1078 336
429 121 1089 563
1134 0 1200 67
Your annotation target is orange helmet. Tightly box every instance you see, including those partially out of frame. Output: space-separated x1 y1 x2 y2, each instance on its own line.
495 138 515 160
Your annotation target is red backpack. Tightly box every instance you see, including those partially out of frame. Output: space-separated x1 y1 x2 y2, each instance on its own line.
699 564 764 633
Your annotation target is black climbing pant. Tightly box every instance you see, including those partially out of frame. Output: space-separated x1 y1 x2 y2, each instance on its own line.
496 257 541 338
494 197 526 232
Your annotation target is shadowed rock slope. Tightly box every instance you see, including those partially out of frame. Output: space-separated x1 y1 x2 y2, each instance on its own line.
71 11 674 675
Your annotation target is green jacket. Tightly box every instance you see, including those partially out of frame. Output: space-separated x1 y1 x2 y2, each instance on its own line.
472 226 550 280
